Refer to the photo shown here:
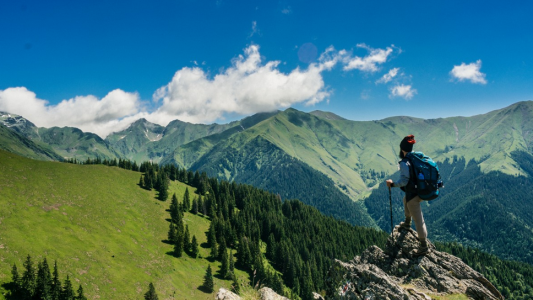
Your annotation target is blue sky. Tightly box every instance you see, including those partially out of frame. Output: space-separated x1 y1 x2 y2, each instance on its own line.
1 0 532 136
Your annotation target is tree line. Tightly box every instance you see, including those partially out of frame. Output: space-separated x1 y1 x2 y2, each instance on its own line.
6 255 86 300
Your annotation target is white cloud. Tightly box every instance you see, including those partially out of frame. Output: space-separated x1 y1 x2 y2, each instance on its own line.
281 6 291 14
0 87 142 137
376 67 400 84
151 44 332 125
342 44 394 72
450 60 487 84
390 84 417 100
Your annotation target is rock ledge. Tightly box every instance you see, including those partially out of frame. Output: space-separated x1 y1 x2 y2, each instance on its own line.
325 226 504 300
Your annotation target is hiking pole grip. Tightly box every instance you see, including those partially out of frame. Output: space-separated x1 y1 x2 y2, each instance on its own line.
389 187 393 233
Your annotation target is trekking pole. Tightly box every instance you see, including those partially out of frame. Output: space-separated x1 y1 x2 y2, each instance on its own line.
388 187 393 233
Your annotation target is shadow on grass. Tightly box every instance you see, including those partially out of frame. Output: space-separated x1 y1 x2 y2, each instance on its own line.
197 285 214 294
1 282 21 300
161 239 174 245
200 242 209 249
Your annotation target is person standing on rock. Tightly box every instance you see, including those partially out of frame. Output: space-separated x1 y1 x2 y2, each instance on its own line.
386 135 429 256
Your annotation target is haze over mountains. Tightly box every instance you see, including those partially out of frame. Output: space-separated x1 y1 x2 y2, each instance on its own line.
2 101 533 264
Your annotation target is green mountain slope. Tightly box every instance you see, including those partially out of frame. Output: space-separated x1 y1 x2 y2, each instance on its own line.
106 112 278 164
0 124 63 161
191 135 376 227
0 150 241 300
1 112 119 161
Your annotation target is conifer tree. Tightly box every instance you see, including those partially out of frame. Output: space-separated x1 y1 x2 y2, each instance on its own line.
167 222 176 243
158 180 168 201
191 235 199 258
207 221 216 247
138 175 144 188
76 284 87 300
192 196 198 214
174 231 183 258
220 247 229 279
51 260 61 300
144 173 153 190
22 254 36 299
202 265 214 293
11 263 21 295
229 251 235 275
170 193 179 222
144 282 159 300
62 275 75 300
183 188 191 211
218 237 227 261
183 225 191 253
231 273 240 295
198 197 205 215
35 258 52 300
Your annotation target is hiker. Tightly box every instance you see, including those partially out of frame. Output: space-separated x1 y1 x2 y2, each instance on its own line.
386 134 429 256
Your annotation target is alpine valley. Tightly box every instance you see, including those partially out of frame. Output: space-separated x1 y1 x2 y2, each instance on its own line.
1 102 533 299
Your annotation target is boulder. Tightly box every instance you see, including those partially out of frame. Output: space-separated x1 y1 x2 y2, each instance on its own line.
325 226 504 300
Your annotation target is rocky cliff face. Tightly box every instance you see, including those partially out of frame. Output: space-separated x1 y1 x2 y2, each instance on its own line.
325 226 504 300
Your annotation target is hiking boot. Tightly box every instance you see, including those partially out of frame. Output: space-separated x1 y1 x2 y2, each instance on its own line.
413 239 430 256
399 218 412 230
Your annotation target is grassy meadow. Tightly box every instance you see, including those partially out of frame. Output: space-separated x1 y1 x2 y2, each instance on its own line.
0 150 245 300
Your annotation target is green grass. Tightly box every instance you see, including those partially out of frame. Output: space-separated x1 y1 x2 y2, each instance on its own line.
0 150 245 300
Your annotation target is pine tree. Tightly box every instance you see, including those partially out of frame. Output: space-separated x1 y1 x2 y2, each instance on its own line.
202 265 214 293
198 197 205 215
138 175 144 188
191 235 199 258
158 180 168 201
144 282 159 300
167 222 176 243
51 260 61 300
22 254 36 299
174 231 183 258
183 188 190 211
35 258 52 300
183 225 191 253
76 284 87 300
170 193 179 222
218 237 227 261
62 275 75 300
220 247 229 278
11 263 21 295
192 196 198 214
144 173 153 190
231 273 240 295
229 251 235 274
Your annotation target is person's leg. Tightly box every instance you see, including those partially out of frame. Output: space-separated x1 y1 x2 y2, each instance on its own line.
401 196 412 228
406 196 429 255
406 196 427 240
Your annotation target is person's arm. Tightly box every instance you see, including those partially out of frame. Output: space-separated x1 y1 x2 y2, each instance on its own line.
386 161 410 188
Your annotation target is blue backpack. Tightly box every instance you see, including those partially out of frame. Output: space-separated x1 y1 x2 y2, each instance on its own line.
405 152 443 200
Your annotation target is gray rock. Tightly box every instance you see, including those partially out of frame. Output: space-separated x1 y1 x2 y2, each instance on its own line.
325 226 504 300
259 287 290 300
216 288 241 300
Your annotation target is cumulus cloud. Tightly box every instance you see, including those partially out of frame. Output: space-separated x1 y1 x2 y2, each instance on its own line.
0 87 142 137
376 68 400 84
151 44 332 125
390 84 417 100
450 60 487 84
342 44 394 72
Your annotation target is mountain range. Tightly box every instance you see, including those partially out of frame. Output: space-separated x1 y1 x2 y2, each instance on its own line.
2 101 533 264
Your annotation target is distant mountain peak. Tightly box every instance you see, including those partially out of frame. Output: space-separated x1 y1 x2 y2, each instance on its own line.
309 110 346 121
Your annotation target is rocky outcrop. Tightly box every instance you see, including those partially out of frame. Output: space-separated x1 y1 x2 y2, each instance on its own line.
215 287 288 300
325 226 504 300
